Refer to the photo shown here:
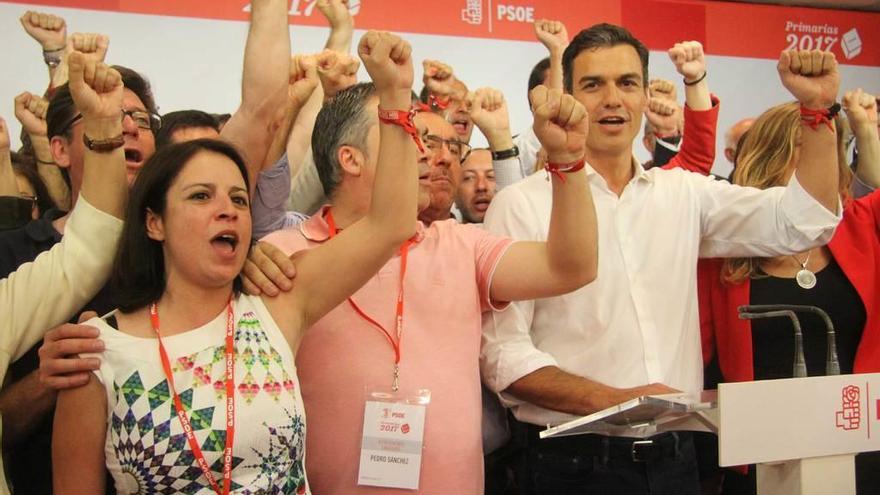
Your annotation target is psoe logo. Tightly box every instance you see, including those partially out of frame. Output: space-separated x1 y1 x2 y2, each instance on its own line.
835 385 861 431
462 0 483 25
841 28 862 60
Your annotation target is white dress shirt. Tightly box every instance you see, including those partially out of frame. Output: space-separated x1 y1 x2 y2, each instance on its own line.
480 162 841 426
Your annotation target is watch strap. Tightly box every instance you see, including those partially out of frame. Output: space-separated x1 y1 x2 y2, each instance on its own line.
83 133 125 153
491 145 519 161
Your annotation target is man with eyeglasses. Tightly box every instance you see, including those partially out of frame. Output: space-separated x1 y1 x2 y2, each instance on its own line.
415 110 471 225
0 64 159 494
256 69 601 494
0 0 292 486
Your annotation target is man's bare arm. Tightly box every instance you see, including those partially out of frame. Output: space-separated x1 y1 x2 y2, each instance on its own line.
507 366 679 416
844 89 880 189
220 0 290 194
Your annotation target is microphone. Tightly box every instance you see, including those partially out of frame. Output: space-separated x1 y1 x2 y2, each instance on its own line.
738 307 807 378
739 304 840 376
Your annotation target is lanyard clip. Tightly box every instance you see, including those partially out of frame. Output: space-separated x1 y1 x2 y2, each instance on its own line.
392 364 400 392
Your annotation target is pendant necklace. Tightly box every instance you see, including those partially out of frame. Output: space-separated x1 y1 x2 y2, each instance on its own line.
793 250 816 289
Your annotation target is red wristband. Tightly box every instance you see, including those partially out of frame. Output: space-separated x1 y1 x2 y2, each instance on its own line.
429 93 450 110
544 159 586 183
378 107 425 153
800 103 840 132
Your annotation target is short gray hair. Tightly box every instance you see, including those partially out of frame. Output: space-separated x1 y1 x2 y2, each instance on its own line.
312 82 377 197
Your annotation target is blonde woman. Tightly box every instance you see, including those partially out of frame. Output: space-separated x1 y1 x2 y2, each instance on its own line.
699 89 880 494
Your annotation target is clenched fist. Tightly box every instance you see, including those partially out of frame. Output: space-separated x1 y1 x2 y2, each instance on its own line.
530 85 588 164
316 49 360 100
14 92 50 137
358 31 413 96
649 79 678 103
778 49 839 110
70 32 110 63
669 41 706 82
289 54 319 106
20 11 66 51
316 0 354 28
534 19 568 54
68 51 123 123
842 88 877 135
422 59 458 99
644 97 682 137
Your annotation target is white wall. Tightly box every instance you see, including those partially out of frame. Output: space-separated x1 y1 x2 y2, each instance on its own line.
2 2 878 177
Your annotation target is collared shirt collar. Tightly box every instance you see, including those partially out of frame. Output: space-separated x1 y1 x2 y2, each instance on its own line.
582 156 652 192
300 205 427 244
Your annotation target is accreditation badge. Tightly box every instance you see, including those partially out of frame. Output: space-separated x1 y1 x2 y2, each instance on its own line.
357 388 431 490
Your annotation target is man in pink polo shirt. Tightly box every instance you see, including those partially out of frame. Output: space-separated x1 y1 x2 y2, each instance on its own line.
262 80 598 495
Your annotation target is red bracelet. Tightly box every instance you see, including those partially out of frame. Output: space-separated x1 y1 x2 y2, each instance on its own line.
413 101 432 113
800 103 840 132
429 93 450 110
378 107 425 153
544 159 586 183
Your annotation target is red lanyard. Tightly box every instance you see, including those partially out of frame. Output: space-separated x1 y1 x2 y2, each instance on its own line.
150 298 235 495
326 209 412 391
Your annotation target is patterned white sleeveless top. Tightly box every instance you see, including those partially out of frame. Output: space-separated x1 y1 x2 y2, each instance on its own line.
88 294 309 494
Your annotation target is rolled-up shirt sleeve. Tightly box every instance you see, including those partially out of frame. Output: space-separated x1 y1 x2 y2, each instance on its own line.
480 183 558 404
252 153 294 240
0 198 123 370
697 171 842 258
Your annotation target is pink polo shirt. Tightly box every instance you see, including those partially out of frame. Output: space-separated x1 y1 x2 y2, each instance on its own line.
262 208 513 495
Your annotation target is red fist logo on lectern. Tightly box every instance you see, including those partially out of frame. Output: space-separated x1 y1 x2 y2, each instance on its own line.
835 385 861 431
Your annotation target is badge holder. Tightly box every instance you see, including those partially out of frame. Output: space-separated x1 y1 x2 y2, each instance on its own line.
357 387 431 490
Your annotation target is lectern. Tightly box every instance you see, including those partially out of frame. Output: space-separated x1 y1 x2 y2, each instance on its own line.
539 375 880 495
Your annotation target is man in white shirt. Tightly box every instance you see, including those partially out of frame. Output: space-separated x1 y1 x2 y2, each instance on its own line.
481 23 842 495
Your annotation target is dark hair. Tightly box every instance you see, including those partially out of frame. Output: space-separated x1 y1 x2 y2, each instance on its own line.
10 151 57 216
111 139 250 312
562 23 649 93
418 85 430 104
155 110 221 149
212 113 232 129
47 65 159 140
312 82 377 197
528 57 551 99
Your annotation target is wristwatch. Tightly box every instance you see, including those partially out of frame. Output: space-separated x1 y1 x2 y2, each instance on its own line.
42 48 64 68
83 133 125 152
491 145 519 161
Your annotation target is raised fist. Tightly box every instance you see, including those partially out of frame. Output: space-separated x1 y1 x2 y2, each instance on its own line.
70 33 110 63
422 59 457 98
529 85 588 164
778 50 839 109
68 51 124 122
14 92 50 137
316 49 360 99
534 19 568 54
289 54 319 106
842 88 878 134
466 87 511 138
0 117 10 153
20 11 67 51
316 0 354 28
644 97 682 137
649 79 678 103
358 31 413 94
669 41 706 82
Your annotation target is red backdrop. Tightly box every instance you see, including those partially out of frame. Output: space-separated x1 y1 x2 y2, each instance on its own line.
7 0 879 66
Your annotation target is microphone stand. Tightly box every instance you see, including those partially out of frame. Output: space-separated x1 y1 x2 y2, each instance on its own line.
738 308 807 378
739 304 840 376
